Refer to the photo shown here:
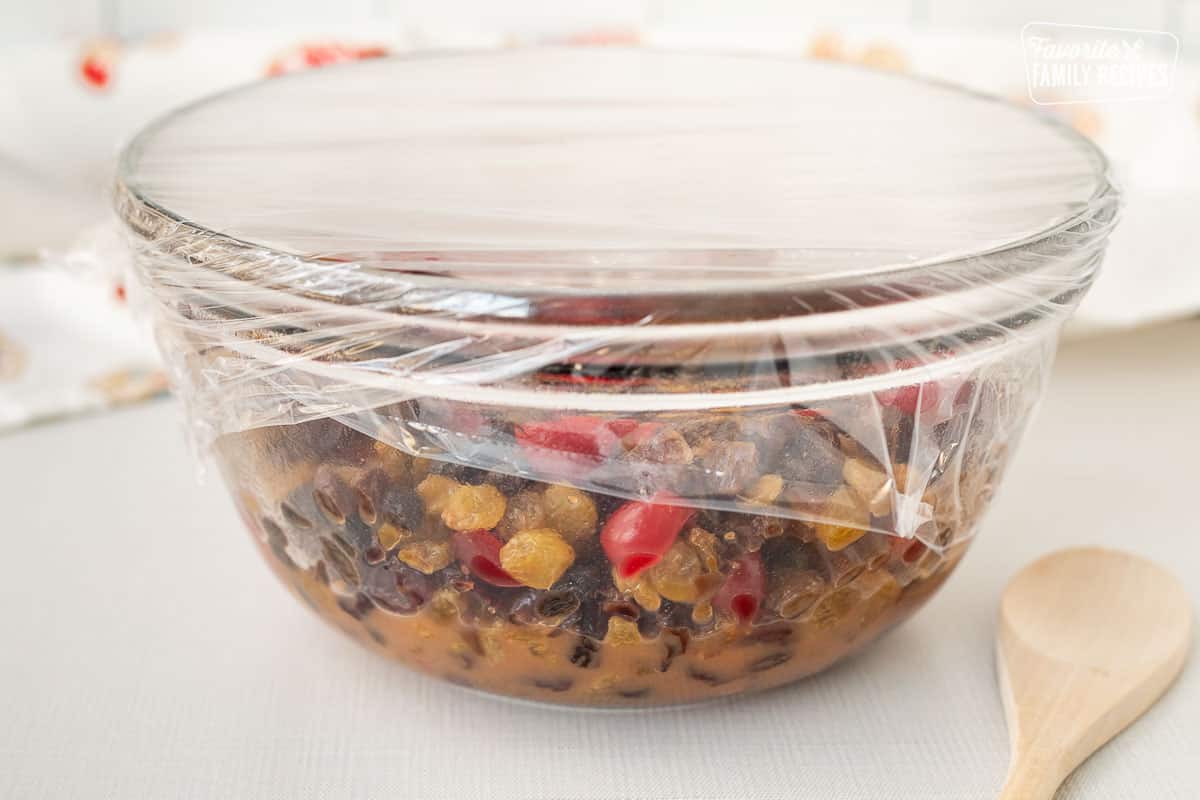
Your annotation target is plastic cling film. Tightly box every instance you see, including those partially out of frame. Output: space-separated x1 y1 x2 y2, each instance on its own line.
116 49 1119 556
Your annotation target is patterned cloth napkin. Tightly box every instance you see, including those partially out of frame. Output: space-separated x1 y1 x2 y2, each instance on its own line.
1 23 1196 431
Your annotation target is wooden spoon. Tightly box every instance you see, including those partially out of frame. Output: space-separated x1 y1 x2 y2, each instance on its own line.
997 547 1191 799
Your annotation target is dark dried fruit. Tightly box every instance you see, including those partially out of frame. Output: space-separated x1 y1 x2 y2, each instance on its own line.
698 440 759 495
337 592 375 620
279 503 312 530
748 652 791 673
535 591 581 619
312 467 350 524
320 537 360 583
686 666 729 686
569 638 599 668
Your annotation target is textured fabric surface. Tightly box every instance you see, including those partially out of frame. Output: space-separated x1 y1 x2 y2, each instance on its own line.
1 320 1197 799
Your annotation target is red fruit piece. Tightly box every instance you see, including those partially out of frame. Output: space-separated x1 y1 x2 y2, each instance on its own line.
891 537 927 564
451 530 520 587
514 415 622 478
606 418 640 439
600 492 694 579
618 421 662 449
875 360 941 415
715 553 766 624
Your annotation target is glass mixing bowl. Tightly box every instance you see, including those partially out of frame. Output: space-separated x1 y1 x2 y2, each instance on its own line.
116 49 1118 706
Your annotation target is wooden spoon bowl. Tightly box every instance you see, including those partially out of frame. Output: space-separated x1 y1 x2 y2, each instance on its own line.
997 547 1191 799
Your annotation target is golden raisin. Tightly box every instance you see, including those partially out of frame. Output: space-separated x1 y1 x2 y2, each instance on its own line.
417 475 461 517
648 541 707 604
691 601 714 624
441 483 507 532
604 615 641 646
396 540 453 574
810 586 858 629
741 473 784 505
372 441 410 480
686 527 721 573
376 522 410 551
541 485 598 544
813 488 870 551
498 528 575 590
842 457 892 516
497 490 547 539
613 568 662 612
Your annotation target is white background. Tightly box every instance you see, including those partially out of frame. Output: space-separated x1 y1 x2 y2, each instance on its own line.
2 0 1199 43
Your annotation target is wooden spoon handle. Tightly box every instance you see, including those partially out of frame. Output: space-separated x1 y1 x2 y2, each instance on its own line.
998 760 1065 800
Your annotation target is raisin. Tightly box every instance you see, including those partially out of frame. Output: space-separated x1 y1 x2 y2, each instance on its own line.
532 677 573 692
745 623 793 645
279 503 312 530
442 484 507 532
337 592 375 620
659 628 690 673
748 652 791 673
312 467 350 524
320 537 360 584
569 638 599 668
686 666 729 686
499 528 575 589
535 591 581 619
541 485 599 544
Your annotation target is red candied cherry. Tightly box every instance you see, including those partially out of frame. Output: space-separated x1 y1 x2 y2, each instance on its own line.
891 536 927 564
714 553 766 624
875 360 941 416
514 415 623 477
450 530 521 587
600 492 694 579
605 418 640 438
616 421 664 450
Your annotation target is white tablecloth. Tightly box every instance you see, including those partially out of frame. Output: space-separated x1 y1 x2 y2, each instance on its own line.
1 319 1197 800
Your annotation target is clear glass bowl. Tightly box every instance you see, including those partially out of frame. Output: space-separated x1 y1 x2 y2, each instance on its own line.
116 49 1119 706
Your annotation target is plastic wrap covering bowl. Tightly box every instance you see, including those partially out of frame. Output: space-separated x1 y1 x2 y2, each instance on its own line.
115 49 1119 707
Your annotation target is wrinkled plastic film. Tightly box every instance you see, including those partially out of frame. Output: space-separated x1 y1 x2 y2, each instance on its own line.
115 50 1120 552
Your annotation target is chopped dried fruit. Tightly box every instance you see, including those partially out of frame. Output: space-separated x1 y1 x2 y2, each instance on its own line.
497 490 547 539
514 415 621 478
627 427 694 464
441 483 507 531
373 441 410 480
714 553 765 624
772 568 828 619
499 528 576 590
600 492 694 579
604 616 641 646
812 488 870 551
416 474 460 517
686 527 721 572
541 485 598 543
450 529 520 587
376 522 408 551
699 440 759 495
225 368 1006 706
648 541 712 604
613 569 662 611
397 540 453 574
842 457 892 515
741 473 784 505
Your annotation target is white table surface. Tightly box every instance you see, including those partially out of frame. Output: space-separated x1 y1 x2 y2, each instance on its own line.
2 319 1197 800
